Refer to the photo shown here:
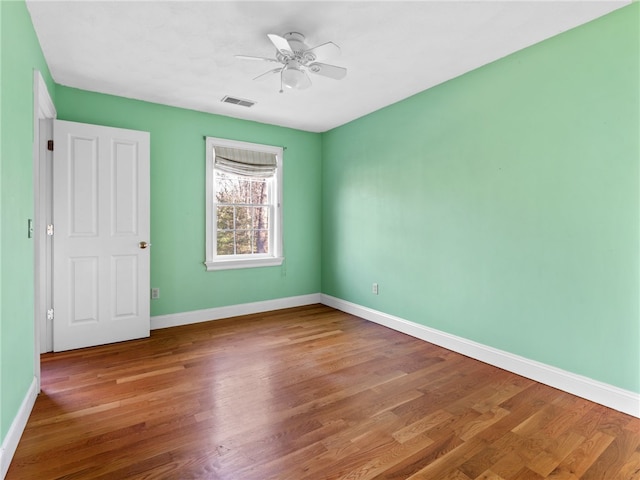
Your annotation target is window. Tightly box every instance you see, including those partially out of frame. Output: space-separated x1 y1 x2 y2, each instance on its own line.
205 137 283 271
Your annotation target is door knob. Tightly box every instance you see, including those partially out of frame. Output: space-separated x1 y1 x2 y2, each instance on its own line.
139 241 151 249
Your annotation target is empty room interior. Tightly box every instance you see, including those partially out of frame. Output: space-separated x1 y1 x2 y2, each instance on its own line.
1 1 639 479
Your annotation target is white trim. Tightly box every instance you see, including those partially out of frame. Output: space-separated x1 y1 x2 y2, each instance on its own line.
0 377 38 480
321 294 640 418
35 71 56 118
205 256 284 271
151 293 321 330
32 71 56 371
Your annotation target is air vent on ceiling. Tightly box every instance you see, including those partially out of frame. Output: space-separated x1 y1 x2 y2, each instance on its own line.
221 96 256 108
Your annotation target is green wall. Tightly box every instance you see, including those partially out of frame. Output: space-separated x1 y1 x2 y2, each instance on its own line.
0 0 55 441
54 87 322 317
322 4 639 393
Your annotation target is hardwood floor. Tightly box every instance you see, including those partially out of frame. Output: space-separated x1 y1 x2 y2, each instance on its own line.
7 304 640 479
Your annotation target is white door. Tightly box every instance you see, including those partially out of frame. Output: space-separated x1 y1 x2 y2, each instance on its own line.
52 120 150 352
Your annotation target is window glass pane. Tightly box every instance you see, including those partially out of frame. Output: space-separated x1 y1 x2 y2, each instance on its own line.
235 229 253 254
217 231 235 255
249 179 268 205
253 207 269 230
215 173 269 206
255 230 269 254
217 206 234 230
216 172 243 203
234 207 252 230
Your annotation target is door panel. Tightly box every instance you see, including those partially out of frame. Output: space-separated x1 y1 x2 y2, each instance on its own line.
112 140 139 235
70 135 98 236
112 254 139 318
69 256 99 324
53 119 150 352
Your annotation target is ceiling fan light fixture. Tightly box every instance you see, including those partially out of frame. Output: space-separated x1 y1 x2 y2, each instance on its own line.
282 63 309 90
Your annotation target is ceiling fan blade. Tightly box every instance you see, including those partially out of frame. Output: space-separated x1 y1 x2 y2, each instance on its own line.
305 42 341 62
267 34 293 57
253 67 283 81
308 62 347 80
236 55 280 63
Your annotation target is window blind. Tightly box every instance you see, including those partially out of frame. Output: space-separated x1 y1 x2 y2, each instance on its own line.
214 146 277 178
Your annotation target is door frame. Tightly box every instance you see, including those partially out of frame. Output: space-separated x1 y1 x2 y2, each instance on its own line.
33 70 56 389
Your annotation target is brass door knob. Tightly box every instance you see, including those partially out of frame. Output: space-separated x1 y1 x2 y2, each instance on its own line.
139 241 151 249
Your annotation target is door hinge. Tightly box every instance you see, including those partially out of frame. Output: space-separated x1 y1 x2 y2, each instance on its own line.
47 224 54 236
47 140 54 151
47 309 54 321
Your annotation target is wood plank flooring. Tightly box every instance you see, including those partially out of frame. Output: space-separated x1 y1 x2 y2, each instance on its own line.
6 304 640 479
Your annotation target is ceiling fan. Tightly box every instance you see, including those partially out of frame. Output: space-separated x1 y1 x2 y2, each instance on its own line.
236 32 347 92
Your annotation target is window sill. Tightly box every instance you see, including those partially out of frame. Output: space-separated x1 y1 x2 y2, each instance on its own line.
205 256 284 271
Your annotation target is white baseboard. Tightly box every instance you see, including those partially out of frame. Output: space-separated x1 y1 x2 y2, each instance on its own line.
151 293 322 330
1 377 38 480
321 294 640 418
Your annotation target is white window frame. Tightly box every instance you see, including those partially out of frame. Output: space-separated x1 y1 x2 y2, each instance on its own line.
205 136 284 271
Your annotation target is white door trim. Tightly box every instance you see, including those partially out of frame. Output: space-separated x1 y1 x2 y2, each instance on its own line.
33 70 56 385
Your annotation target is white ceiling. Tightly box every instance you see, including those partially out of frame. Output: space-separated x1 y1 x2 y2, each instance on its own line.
26 1 630 133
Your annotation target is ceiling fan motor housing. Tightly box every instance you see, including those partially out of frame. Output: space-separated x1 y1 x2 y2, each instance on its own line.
277 32 317 64
283 32 308 53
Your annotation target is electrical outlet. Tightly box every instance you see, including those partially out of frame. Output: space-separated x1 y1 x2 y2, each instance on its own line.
151 288 160 299
372 283 379 295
